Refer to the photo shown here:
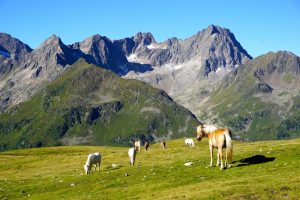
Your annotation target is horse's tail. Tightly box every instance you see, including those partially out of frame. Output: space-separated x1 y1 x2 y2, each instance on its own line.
225 129 233 164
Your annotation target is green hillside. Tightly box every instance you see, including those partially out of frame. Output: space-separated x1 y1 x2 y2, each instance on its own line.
0 60 199 150
0 138 299 199
207 52 300 141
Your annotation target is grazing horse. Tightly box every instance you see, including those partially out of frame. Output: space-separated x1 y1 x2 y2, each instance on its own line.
197 128 233 170
84 152 101 174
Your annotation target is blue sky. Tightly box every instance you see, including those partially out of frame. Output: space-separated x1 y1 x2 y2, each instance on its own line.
1 0 299 57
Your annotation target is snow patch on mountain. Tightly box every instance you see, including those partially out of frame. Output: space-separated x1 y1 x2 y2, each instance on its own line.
146 43 168 50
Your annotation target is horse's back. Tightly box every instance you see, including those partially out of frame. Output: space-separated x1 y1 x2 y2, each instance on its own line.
209 128 228 137
134 140 140 146
91 152 101 162
209 128 232 147
86 152 101 165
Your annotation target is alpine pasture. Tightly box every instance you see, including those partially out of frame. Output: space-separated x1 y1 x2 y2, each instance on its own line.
0 138 299 199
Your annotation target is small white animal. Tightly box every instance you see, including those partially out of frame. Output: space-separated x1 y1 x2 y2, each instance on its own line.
128 147 136 166
185 138 194 146
184 161 193 166
84 152 101 174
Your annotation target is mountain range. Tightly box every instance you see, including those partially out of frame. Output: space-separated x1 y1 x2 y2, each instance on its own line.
0 60 199 150
0 25 299 150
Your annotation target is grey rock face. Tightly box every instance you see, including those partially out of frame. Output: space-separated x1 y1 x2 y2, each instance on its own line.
126 25 251 72
0 33 32 75
70 34 128 73
0 35 81 112
0 33 32 61
114 32 156 56
22 35 75 72
125 25 252 98
253 51 300 82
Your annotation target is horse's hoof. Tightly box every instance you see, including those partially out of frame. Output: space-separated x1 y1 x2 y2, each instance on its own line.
220 167 224 170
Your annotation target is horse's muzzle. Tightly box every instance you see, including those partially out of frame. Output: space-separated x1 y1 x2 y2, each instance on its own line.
196 136 202 141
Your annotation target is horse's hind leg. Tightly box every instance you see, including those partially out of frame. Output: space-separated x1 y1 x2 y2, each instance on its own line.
216 152 220 167
225 151 228 168
209 145 213 167
218 147 224 170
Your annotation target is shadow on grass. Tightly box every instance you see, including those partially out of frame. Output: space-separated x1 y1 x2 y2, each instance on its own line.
233 155 275 167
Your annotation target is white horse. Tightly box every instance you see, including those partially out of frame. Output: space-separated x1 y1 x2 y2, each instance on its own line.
128 147 136 166
84 152 101 174
185 138 194 146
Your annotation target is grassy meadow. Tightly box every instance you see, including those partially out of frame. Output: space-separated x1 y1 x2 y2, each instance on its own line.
0 138 299 199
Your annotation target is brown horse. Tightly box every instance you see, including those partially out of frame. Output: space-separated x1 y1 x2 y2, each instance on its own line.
144 142 150 151
197 127 233 170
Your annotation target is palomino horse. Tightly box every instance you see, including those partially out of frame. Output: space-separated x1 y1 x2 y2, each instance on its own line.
197 127 233 170
133 140 141 151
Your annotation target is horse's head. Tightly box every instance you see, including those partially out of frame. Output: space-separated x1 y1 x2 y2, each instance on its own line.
196 125 205 141
84 164 89 174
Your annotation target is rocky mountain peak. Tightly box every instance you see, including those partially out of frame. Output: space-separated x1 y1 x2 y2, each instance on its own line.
70 34 128 71
251 51 300 82
184 25 253 75
78 34 111 54
204 24 230 36
133 32 156 46
123 25 252 76
39 34 61 47
33 34 72 59
0 32 32 61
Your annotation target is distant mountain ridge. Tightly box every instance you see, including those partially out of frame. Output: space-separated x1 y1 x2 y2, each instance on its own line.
119 25 252 73
0 60 199 150
204 51 300 140
0 25 251 113
1 25 299 142
0 34 82 112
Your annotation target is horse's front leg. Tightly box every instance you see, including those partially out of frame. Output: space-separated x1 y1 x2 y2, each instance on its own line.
209 145 213 167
